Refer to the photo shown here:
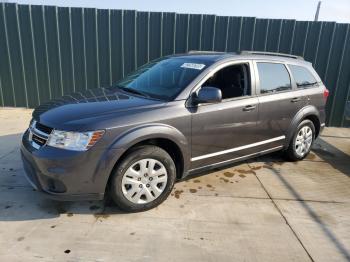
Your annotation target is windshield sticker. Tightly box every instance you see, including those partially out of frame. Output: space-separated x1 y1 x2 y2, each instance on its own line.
181 63 206 70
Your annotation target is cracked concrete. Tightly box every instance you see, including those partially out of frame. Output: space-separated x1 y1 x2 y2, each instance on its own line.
0 108 349 261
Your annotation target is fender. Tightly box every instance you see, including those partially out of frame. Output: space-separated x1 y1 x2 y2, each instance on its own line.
284 105 321 148
109 123 188 152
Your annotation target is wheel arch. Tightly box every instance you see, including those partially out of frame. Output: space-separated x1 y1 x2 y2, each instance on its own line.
113 137 186 180
285 105 321 148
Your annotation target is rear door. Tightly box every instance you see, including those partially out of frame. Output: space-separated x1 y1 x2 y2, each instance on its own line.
287 63 326 125
253 61 303 146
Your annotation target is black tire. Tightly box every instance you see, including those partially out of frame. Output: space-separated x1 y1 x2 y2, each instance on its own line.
285 119 315 161
109 145 176 212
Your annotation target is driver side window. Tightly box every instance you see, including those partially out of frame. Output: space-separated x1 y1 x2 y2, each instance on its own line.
202 63 251 100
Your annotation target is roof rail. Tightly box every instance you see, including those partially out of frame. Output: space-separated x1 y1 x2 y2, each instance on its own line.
187 50 226 54
240 51 304 60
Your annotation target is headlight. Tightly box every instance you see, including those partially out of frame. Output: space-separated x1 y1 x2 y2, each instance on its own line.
47 130 105 151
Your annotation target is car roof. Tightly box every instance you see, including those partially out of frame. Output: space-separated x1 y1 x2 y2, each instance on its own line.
169 51 311 65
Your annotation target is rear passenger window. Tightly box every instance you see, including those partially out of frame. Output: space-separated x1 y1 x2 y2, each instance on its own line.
289 65 318 88
257 63 291 94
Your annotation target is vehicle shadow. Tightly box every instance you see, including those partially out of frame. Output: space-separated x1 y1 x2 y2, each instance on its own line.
255 136 350 261
262 167 350 261
1 131 349 250
181 136 350 261
252 139 350 261
312 136 350 177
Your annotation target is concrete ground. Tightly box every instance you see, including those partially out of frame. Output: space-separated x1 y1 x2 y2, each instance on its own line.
0 107 349 262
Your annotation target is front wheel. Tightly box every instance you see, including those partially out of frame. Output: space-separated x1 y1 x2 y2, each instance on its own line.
109 145 176 212
285 120 315 161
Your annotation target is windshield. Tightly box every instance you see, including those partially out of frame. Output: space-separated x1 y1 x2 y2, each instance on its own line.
116 57 212 101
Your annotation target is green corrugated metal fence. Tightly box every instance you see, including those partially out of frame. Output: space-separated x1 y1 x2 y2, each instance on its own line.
0 3 349 126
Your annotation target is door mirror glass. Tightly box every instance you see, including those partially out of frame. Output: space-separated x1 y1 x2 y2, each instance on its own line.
195 86 222 104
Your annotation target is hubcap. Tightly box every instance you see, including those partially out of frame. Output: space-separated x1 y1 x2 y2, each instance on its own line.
295 126 313 157
121 158 168 204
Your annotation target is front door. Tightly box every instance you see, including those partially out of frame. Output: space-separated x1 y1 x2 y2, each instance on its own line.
190 62 260 170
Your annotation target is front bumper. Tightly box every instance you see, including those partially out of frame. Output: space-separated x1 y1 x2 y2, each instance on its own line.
20 130 120 201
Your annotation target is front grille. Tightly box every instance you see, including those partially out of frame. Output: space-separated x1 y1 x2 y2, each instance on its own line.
35 122 53 134
32 133 47 146
28 120 52 149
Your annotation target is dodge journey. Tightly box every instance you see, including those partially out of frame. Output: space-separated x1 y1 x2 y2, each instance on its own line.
21 51 329 212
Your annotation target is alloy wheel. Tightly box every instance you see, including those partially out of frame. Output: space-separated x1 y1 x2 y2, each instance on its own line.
295 126 313 157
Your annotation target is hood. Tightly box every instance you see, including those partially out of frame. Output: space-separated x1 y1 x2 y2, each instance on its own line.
32 87 163 130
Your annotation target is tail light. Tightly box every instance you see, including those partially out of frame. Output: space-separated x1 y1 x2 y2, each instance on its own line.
323 88 329 100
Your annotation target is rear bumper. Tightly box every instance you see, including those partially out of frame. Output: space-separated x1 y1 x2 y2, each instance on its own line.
20 130 124 201
320 122 326 134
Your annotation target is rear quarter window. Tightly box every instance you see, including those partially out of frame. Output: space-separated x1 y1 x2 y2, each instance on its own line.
288 64 318 88
257 63 291 94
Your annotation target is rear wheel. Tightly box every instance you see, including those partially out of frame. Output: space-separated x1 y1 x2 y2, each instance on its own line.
109 145 176 212
285 120 315 161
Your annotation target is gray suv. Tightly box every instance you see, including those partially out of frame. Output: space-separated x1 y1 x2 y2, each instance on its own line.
21 51 329 212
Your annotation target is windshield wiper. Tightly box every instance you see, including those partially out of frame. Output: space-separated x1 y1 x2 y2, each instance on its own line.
116 86 151 98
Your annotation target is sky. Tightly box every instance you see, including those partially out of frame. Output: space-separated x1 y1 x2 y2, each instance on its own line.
5 0 350 23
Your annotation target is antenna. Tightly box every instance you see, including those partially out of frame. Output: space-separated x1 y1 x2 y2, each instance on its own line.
314 1 322 21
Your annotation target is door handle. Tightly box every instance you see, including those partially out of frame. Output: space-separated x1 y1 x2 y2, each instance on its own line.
243 105 256 112
291 97 301 103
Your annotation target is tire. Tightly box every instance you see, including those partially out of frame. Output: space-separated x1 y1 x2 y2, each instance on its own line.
285 119 315 161
109 145 176 212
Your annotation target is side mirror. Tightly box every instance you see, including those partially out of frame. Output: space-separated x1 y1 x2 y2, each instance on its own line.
195 86 222 104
